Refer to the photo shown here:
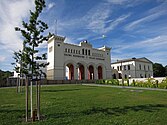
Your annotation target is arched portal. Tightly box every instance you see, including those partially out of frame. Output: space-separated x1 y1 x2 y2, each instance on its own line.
66 63 74 80
112 73 116 79
98 66 103 79
88 65 94 80
79 64 85 80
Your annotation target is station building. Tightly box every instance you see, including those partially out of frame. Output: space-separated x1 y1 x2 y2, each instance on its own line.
47 35 112 80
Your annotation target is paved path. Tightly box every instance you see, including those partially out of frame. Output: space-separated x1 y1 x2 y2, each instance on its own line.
1 84 167 92
82 84 167 92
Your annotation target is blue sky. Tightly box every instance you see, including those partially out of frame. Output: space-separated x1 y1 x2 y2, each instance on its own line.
0 0 167 71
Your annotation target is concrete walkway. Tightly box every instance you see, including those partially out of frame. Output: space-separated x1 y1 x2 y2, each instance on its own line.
82 83 167 92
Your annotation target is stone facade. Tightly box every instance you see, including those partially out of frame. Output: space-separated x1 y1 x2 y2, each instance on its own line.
111 57 153 79
47 35 112 80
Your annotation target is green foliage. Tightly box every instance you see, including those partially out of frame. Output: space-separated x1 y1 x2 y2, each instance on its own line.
96 79 119 85
153 63 166 77
0 70 13 80
13 0 53 78
158 77 167 89
130 78 167 89
96 78 167 89
165 65 167 77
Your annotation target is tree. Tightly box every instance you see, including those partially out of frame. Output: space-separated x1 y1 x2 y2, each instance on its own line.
165 65 167 77
12 44 32 121
153 63 165 77
14 0 52 121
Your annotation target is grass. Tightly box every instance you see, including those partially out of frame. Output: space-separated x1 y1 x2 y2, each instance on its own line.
0 84 167 125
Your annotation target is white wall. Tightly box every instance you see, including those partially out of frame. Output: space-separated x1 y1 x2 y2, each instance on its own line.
111 60 153 79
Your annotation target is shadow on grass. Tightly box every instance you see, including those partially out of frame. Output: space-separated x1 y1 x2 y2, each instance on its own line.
0 109 25 114
48 104 167 119
42 88 81 93
82 104 167 116
42 87 95 93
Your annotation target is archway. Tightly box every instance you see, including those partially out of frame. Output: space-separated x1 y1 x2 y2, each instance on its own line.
66 63 74 80
112 73 116 79
98 66 103 79
88 65 94 80
78 64 85 80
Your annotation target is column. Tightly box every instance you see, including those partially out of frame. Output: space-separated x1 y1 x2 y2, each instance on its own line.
74 65 78 80
94 67 98 80
85 66 88 80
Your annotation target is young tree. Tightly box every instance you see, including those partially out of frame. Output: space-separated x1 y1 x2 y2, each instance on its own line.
14 0 52 121
12 43 31 122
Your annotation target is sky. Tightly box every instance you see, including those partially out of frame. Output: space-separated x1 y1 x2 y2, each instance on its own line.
0 0 167 71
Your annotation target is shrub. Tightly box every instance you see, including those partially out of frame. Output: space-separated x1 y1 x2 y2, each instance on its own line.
131 79 136 87
106 79 119 85
158 78 167 89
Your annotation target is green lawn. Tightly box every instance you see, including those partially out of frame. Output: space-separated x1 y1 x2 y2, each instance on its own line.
0 84 167 125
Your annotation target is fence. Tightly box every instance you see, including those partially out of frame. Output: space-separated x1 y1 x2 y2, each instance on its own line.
0 78 96 87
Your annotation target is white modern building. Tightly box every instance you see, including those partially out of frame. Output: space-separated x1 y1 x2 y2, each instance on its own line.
111 57 153 79
47 35 112 80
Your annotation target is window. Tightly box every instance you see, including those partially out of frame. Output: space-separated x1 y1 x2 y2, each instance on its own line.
58 44 60 47
88 50 90 55
78 50 80 54
82 49 84 55
65 48 67 52
139 64 141 70
148 74 150 78
68 49 70 53
49 46 53 52
71 49 73 53
73 49 75 53
120 66 122 71
148 66 150 70
140 74 143 78
124 65 126 70
85 49 87 55
144 65 146 70
128 65 130 70
117 66 119 71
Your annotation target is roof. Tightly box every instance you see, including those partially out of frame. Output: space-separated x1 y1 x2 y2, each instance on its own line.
111 57 153 64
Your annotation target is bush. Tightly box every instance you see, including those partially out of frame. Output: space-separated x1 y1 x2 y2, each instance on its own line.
158 78 167 89
96 77 167 89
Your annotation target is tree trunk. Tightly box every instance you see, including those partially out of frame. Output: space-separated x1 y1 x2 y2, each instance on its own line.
25 78 29 122
16 77 18 93
37 80 40 120
30 80 33 118
36 80 38 120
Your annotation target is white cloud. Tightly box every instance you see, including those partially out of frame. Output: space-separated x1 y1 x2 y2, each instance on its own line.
106 0 147 7
82 3 130 34
103 13 131 33
0 0 34 52
106 0 127 5
114 35 167 52
83 3 111 34
125 9 167 31
0 56 6 62
47 2 55 10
